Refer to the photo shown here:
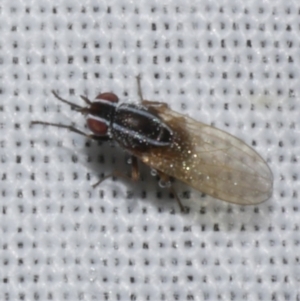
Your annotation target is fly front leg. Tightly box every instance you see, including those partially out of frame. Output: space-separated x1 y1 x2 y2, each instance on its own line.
30 121 109 142
51 91 85 111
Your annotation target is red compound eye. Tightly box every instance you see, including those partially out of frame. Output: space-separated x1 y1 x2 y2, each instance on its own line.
96 92 119 103
87 118 108 136
86 93 118 136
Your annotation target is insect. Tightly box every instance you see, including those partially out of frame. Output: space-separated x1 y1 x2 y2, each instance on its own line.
31 76 273 210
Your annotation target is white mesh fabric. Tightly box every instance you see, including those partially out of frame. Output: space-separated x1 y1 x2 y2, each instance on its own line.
0 0 299 300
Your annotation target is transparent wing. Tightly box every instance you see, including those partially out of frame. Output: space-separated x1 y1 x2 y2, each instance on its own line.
131 104 273 205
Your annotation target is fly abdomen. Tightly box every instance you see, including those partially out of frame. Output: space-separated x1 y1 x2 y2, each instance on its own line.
111 103 173 151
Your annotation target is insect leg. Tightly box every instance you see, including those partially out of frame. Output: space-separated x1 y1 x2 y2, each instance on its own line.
52 91 84 111
136 74 144 101
135 75 169 109
130 156 140 181
30 121 109 141
169 185 185 212
157 171 185 212
80 95 92 105
92 156 140 188
92 171 131 188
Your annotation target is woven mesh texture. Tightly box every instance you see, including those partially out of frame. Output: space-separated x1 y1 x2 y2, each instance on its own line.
0 0 299 300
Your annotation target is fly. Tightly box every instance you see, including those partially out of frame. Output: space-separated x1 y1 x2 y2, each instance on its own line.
31 76 273 210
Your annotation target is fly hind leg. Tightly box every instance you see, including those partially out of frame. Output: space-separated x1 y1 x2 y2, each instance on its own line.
157 171 185 212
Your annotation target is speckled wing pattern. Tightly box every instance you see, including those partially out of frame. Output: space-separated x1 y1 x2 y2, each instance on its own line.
133 104 273 205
